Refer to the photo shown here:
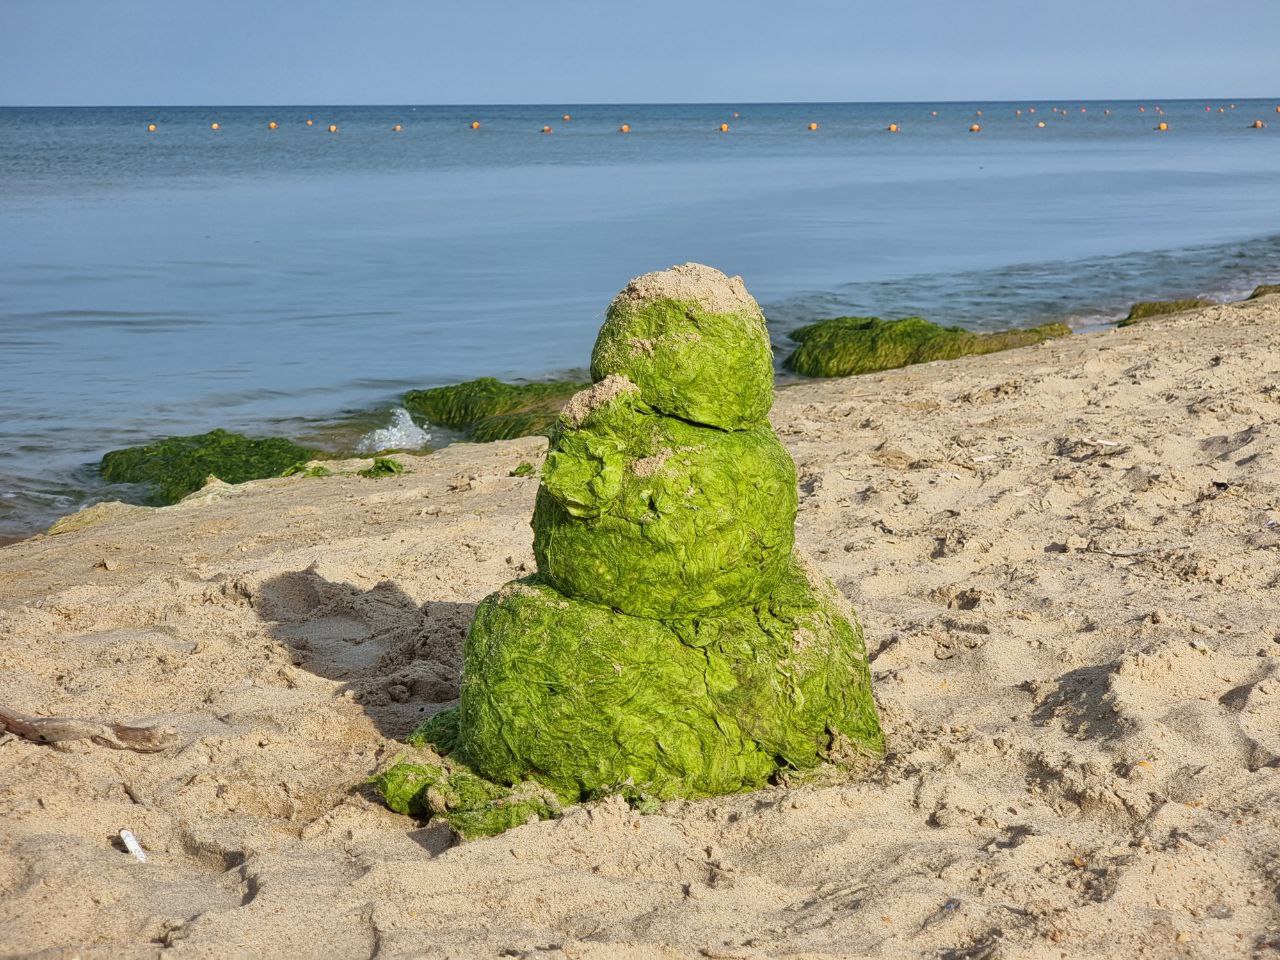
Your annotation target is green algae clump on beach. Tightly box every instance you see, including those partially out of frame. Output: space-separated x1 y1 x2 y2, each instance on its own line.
402 377 588 442
590 263 775 429
1117 299 1215 326
374 263 883 838
358 456 405 478
372 758 560 839
784 315 1071 378
429 561 881 803
100 429 323 505
532 376 797 618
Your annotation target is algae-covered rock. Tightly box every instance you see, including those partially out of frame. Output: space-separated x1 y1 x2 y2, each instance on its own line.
1247 284 1280 300
533 376 797 618
375 264 882 838
784 316 1071 378
402 377 588 442
590 263 774 429
1117 299 1214 327
100 429 323 505
431 557 881 804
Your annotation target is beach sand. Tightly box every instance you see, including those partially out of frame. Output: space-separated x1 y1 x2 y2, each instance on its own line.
1 298 1278 959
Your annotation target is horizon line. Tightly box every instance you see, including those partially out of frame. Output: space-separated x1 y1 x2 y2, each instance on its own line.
3 95 1279 110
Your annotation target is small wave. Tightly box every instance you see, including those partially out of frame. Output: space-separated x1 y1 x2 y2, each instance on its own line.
355 407 431 454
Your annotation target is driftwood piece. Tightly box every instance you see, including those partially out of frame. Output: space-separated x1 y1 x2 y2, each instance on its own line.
0 704 178 752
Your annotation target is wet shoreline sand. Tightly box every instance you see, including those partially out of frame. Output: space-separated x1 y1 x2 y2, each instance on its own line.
1 297 1278 957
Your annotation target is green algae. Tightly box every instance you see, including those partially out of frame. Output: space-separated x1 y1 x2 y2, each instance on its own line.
100 429 324 505
532 378 797 618
590 265 773 429
1117 299 1215 326
374 263 882 840
372 757 560 839
784 316 1072 378
402 378 588 443
1247 284 1280 300
358 456 405 478
281 462 334 478
440 557 881 805
509 461 535 477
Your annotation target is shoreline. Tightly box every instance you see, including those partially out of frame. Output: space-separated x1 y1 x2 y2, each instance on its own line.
2 296 1277 956
3 281 1277 548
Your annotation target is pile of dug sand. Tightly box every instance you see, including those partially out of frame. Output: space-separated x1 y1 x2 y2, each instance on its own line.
1 297 1278 958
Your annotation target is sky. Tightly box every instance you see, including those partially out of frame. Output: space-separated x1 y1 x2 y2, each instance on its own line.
2 0 1278 106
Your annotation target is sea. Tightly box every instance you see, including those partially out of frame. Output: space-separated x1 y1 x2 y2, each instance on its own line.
3 99 1280 542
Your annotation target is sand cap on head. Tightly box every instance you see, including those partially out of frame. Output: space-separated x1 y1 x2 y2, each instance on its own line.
589 262 774 430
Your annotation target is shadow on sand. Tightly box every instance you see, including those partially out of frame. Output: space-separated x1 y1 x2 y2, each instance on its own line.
253 565 475 741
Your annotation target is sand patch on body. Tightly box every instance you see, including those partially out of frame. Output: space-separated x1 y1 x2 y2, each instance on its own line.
2 298 1279 958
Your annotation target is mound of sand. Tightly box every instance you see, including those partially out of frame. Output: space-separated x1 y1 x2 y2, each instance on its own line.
1 298 1278 958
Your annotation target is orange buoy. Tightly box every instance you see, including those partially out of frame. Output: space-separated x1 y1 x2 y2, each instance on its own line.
541 125 553 134
719 123 729 132
1275 106 1280 113
268 120 278 130
328 124 338 133
1037 120 1046 128
392 124 402 132
808 122 819 131
146 123 157 132
306 118 314 126
886 123 899 133
210 122 220 131
618 123 631 133
1156 121 1169 131
562 114 571 121
1252 120 1267 129
470 120 480 129
1139 106 1146 112
1080 107 1086 112
969 123 981 132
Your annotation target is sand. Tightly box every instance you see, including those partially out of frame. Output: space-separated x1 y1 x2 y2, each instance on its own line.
2 297 1278 959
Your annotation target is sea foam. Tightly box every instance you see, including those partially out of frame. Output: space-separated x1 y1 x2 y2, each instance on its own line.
356 407 431 454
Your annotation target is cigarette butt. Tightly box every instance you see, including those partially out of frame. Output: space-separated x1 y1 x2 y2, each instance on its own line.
120 829 147 863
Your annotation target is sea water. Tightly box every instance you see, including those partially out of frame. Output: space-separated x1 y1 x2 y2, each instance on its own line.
3 100 1280 540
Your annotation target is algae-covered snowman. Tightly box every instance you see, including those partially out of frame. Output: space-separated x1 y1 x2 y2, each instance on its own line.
377 264 882 836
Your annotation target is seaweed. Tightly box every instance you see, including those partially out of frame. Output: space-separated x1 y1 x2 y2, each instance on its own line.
509 461 535 477
373 264 882 839
1247 284 1280 300
533 379 797 618
590 264 774 429
358 457 405 478
1117 299 1215 326
99 429 323 505
784 316 1071 378
402 378 588 442
371 758 560 839
444 561 881 804
281 462 333 478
